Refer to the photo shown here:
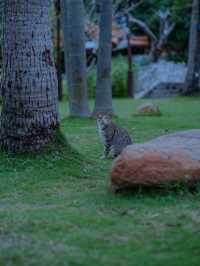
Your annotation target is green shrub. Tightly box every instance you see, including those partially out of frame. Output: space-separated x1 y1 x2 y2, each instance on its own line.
87 67 96 98
62 79 69 100
87 56 138 98
112 56 129 98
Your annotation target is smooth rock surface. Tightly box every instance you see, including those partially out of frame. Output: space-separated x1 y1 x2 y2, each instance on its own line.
111 130 200 190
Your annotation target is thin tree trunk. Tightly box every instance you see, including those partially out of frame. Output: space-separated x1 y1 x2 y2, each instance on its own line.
93 0 113 116
55 0 63 101
60 0 70 91
62 0 90 117
184 0 200 94
0 0 60 153
126 14 134 98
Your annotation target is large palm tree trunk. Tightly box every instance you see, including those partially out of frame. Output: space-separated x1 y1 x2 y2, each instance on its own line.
0 0 60 153
93 0 113 116
0 2 3 98
61 0 90 117
184 0 200 94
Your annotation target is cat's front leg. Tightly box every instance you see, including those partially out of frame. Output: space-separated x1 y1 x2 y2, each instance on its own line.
100 143 111 159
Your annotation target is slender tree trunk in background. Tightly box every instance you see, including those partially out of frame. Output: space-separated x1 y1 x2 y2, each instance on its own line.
127 32 134 98
93 0 113 116
55 0 63 101
126 14 134 98
0 0 60 153
62 0 90 117
184 0 200 94
60 0 70 90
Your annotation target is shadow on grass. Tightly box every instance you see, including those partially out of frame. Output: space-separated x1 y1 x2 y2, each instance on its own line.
0 130 91 179
44 129 81 156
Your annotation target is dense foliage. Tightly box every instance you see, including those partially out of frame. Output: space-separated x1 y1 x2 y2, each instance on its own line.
85 0 192 62
131 0 192 62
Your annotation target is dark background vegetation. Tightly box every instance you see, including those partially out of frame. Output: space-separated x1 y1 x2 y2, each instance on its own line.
120 0 192 62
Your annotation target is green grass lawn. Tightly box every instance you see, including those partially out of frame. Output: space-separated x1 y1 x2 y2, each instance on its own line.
1 97 200 266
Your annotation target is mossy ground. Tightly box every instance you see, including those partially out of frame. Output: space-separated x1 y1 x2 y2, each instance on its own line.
0 97 200 266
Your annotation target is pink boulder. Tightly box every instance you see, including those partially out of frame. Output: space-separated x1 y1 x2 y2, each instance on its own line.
111 130 200 190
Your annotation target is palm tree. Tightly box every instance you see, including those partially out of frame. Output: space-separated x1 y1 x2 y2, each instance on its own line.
61 0 90 117
183 0 200 94
93 0 113 116
0 0 60 153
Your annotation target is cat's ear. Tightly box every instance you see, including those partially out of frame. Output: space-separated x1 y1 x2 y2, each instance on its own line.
97 114 103 120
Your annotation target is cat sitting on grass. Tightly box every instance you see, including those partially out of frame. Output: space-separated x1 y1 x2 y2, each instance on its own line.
97 114 133 159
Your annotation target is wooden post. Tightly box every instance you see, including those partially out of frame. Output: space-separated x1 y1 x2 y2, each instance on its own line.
126 14 134 98
55 0 63 101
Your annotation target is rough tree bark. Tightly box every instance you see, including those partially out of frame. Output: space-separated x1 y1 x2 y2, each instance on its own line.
61 0 90 117
183 0 200 94
0 0 60 153
93 0 113 115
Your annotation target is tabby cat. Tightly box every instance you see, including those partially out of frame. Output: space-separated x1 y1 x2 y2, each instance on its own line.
97 114 133 159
